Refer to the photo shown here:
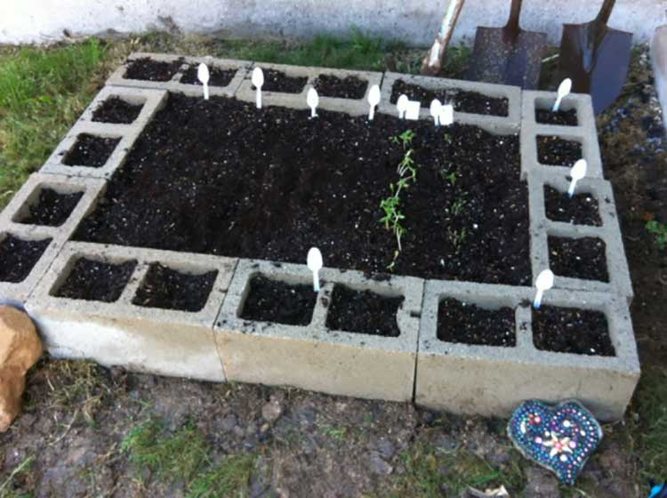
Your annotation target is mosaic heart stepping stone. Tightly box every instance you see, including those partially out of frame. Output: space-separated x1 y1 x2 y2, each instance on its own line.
508 400 603 485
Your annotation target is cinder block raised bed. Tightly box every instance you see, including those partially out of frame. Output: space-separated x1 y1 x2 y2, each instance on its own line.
0 53 639 420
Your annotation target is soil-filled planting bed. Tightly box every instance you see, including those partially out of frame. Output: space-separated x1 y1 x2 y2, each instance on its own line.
548 236 609 282
313 75 367 99
389 80 509 117
532 305 614 356
132 263 217 312
535 108 578 126
537 136 582 166
544 186 602 226
92 97 143 124
74 93 531 285
180 65 236 87
0 235 51 283
240 275 316 325
124 57 183 81
17 188 83 227
54 258 136 302
325 285 403 337
252 69 307 93
63 134 120 167
436 298 516 347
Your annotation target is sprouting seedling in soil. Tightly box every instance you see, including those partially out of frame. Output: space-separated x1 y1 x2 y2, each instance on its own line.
440 169 457 186
533 269 554 309
447 227 467 252
380 194 401 229
390 129 415 150
397 150 417 179
197 63 210 100
646 220 667 250
450 196 466 216
568 159 587 197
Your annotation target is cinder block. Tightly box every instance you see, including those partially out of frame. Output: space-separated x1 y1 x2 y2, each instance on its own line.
520 90 603 179
527 168 633 302
378 72 522 133
215 259 423 402
40 87 167 179
415 280 639 422
107 52 250 98
25 242 237 382
0 173 106 306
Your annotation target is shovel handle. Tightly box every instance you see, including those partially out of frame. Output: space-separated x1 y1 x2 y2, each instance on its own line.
506 0 523 31
595 0 616 26
420 0 466 75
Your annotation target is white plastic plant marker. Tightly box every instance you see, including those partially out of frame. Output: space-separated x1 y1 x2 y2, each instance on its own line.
251 67 264 109
307 247 323 292
396 94 409 119
568 159 588 197
197 63 210 100
440 104 454 126
533 269 555 309
405 100 421 120
307 87 319 118
367 84 381 121
430 99 443 125
552 78 572 112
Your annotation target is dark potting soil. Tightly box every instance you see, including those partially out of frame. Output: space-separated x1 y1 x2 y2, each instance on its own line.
180 65 236 87
537 135 582 166
240 275 316 325
132 263 217 312
63 134 120 168
252 69 307 93
325 285 403 337
17 188 83 227
74 93 531 285
437 298 516 347
54 258 136 302
532 305 614 356
124 57 183 81
548 236 609 282
544 186 602 226
0 235 50 283
389 79 509 117
535 108 578 126
313 74 368 99
92 97 143 124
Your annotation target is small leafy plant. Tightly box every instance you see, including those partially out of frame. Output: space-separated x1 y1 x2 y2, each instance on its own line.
646 220 667 250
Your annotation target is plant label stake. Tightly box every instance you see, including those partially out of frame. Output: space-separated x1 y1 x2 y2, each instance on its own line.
533 269 554 309
568 159 587 197
307 247 323 292
552 78 572 112
439 104 454 126
197 63 210 100
367 84 381 121
405 100 421 120
252 67 264 109
430 99 443 125
396 94 409 119
307 87 319 118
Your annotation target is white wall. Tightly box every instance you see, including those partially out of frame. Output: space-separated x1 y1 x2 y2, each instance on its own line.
1 0 665 46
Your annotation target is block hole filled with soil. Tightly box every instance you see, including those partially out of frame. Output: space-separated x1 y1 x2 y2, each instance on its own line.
240 275 316 326
437 297 516 347
532 305 614 356
252 69 307 93
324 285 403 337
389 80 509 116
53 257 136 302
548 236 609 282
0 234 51 283
15 188 83 227
313 74 368 99
124 57 183 82
63 134 120 168
132 263 217 312
180 65 236 87
92 97 144 124
544 186 602 226
535 108 578 126
537 135 582 166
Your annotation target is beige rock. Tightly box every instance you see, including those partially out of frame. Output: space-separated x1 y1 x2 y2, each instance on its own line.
0 306 43 432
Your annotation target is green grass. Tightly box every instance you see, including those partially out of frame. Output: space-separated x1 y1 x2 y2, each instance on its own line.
187 455 256 498
0 456 35 498
635 366 667 481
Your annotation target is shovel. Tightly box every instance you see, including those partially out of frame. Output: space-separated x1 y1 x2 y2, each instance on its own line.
421 0 466 76
558 0 632 114
466 0 547 89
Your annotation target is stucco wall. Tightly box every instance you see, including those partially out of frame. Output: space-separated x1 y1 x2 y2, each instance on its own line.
1 0 665 46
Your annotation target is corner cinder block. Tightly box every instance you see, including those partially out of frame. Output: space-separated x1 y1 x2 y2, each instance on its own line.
521 90 602 179
378 72 521 133
0 173 106 307
25 242 237 382
215 259 424 402
415 280 640 422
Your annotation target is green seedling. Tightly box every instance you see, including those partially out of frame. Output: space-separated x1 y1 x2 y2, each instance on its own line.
397 149 417 179
380 193 401 229
440 169 458 186
448 227 468 252
646 220 667 250
390 129 416 149
450 197 466 216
